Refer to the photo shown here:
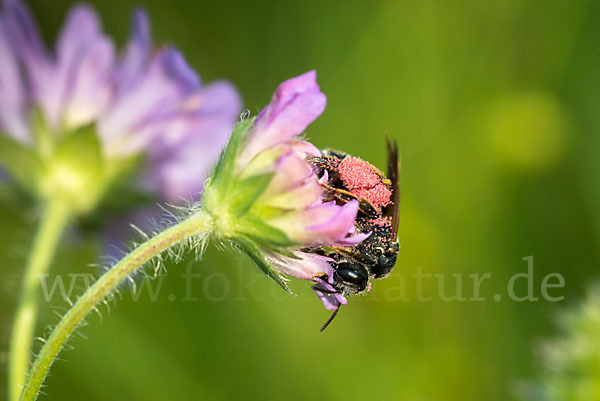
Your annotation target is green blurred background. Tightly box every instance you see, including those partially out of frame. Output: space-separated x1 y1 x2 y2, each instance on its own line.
2 0 600 400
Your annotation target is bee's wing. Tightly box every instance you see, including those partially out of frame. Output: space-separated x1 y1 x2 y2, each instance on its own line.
386 136 401 241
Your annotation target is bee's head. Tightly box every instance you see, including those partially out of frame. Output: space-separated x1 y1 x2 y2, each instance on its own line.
332 261 369 295
371 242 399 278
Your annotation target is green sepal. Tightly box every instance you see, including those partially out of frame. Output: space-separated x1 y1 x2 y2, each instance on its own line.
236 214 295 248
100 153 149 210
54 123 103 170
0 134 42 194
250 203 288 220
106 152 144 182
233 236 291 293
228 172 273 217
43 124 106 213
31 107 53 157
210 117 255 194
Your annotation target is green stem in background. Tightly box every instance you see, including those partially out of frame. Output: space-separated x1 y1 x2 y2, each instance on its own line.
8 201 70 401
18 210 214 401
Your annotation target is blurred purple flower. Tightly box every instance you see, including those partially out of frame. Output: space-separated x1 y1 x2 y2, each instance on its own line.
0 0 241 202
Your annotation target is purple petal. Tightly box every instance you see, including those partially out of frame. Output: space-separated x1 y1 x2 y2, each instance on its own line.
2 0 47 65
63 36 115 127
116 8 151 90
184 80 241 116
269 200 360 246
140 124 226 202
317 169 328 185
141 81 241 201
237 70 326 169
269 71 322 117
266 151 314 194
264 251 334 281
34 4 104 127
99 47 200 156
2 0 52 122
0 16 28 141
56 5 102 64
336 231 372 246
312 278 347 311
289 140 321 158
305 200 359 244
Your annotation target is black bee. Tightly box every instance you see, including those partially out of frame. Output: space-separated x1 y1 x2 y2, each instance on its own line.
308 138 401 331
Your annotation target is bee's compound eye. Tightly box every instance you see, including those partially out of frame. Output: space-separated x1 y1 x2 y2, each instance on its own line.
373 251 398 279
335 263 369 291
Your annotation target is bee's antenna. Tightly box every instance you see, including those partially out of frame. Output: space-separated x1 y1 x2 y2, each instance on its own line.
320 306 340 333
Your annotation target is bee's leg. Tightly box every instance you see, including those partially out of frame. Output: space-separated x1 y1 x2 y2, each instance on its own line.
312 273 340 295
321 184 356 202
321 184 379 217
357 198 379 216
301 247 331 257
312 285 338 295
330 246 355 258
328 246 377 268
349 245 378 266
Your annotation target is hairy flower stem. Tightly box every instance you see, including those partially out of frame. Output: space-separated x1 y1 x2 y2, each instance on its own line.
18 210 213 401
9 201 70 401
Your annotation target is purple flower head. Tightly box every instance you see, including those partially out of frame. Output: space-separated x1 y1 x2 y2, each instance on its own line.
202 71 368 311
0 0 241 210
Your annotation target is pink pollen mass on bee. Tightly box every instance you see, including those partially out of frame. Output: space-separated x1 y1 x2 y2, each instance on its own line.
337 157 392 212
